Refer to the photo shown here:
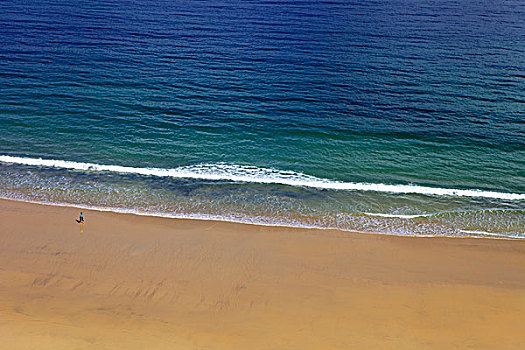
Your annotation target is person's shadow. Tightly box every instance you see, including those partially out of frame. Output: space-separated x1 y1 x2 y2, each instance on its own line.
76 219 84 234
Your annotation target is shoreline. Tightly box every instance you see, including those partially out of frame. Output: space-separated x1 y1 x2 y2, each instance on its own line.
1 198 525 349
1 196 522 241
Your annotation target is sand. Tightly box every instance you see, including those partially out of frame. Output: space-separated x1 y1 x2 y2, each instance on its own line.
0 198 524 349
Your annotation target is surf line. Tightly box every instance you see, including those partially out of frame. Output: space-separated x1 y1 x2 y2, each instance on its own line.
1 155 524 201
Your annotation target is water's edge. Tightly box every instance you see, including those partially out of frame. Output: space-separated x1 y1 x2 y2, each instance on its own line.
2 196 522 241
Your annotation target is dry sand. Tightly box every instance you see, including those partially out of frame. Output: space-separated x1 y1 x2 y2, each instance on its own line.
0 198 524 349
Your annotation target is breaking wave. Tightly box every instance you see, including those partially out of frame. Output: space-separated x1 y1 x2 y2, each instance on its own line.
1 155 524 200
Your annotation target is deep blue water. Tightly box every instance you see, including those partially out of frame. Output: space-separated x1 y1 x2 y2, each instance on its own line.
0 0 524 237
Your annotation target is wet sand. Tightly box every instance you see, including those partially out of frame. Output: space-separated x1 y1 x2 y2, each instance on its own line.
1 199 524 349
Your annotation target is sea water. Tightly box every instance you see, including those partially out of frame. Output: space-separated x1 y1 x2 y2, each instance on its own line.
0 0 523 237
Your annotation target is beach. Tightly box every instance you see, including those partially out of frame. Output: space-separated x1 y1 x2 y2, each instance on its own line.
1 198 524 349
1 0 524 348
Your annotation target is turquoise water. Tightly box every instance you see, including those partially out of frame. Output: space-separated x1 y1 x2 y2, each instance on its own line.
0 0 524 237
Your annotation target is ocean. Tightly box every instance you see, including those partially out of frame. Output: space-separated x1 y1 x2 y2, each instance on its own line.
0 0 524 237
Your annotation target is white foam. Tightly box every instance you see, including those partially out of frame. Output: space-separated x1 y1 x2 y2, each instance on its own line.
1 155 524 200
459 230 523 238
364 212 431 219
